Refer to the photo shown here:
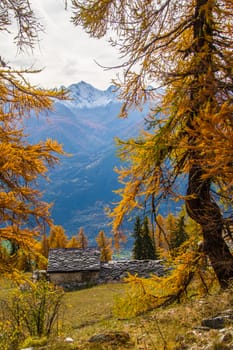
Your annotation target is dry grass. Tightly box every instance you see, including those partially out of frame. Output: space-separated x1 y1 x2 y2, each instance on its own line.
0 278 232 349
59 282 233 350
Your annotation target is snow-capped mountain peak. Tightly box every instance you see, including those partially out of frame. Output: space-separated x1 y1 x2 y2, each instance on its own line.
63 81 118 109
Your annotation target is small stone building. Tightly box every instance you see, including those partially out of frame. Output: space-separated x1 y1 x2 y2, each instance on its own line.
47 248 165 291
47 248 101 290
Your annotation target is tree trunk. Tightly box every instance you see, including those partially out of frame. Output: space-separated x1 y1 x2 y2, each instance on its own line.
183 0 233 288
186 165 233 288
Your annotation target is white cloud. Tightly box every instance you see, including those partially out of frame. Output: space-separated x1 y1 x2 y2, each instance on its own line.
1 0 121 90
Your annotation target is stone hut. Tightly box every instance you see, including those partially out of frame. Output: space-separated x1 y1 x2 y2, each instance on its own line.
47 248 165 291
47 248 101 290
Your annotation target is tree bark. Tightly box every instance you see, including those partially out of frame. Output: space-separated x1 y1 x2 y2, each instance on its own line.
184 0 233 288
186 165 233 288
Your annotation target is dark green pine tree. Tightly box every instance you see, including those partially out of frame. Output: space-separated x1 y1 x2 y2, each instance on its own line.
170 212 188 254
141 216 158 260
10 241 19 256
132 216 159 260
132 216 143 260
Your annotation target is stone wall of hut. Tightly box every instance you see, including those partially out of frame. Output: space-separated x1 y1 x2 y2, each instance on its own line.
49 270 99 290
99 259 164 283
46 259 165 290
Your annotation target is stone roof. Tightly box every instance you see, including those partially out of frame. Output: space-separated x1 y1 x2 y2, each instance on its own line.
47 248 101 273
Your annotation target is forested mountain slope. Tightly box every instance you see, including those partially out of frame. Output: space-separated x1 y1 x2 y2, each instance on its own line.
25 81 148 242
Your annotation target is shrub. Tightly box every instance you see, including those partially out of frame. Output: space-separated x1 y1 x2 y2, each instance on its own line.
0 280 64 349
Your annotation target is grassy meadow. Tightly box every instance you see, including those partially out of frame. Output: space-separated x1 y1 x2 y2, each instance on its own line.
0 278 232 350
61 282 232 349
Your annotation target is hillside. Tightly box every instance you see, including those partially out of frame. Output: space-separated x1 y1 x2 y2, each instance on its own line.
63 283 233 350
24 81 149 242
1 280 232 350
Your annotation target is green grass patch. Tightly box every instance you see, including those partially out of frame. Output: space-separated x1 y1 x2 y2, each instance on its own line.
0 278 232 349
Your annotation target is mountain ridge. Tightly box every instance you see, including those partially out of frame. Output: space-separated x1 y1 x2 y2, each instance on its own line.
24 81 148 243
62 81 118 109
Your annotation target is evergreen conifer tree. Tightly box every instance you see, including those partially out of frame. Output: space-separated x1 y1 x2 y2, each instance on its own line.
132 216 143 260
141 217 158 260
132 216 158 260
170 212 189 254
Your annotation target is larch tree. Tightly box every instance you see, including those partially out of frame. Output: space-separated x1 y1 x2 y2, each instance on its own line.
154 210 189 254
155 214 169 251
15 249 32 272
40 234 50 259
76 227 88 249
96 230 112 262
67 236 80 248
163 213 177 251
72 0 233 288
48 225 68 249
0 0 66 276
34 234 49 269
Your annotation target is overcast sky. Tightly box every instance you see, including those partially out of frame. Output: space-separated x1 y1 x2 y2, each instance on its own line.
1 0 120 90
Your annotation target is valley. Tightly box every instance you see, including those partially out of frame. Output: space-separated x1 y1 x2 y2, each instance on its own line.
25 81 147 243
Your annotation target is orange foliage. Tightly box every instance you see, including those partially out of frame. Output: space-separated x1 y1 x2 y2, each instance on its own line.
96 230 112 262
0 1 67 276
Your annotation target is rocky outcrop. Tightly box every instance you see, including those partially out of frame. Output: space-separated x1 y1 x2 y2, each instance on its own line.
201 309 233 329
176 309 233 350
88 331 130 345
